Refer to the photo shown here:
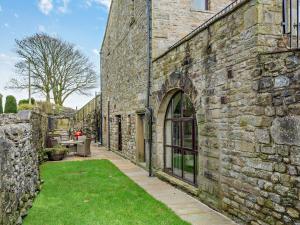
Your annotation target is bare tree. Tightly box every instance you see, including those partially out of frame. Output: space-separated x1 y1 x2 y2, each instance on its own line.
6 33 98 106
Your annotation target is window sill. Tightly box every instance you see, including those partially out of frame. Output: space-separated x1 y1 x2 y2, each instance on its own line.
155 170 199 196
190 9 215 14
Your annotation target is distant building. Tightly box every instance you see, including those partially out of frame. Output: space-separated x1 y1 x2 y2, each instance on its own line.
100 1 300 224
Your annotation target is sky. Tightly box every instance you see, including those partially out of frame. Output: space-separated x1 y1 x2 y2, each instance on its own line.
0 0 111 109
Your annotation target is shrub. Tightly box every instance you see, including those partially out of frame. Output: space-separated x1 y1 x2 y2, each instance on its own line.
18 103 34 111
4 95 17 113
0 95 3 114
45 145 68 154
18 98 35 106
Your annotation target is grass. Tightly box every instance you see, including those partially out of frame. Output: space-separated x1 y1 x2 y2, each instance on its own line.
23 160 190 225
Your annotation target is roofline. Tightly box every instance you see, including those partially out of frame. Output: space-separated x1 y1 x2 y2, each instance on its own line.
100 0 114 54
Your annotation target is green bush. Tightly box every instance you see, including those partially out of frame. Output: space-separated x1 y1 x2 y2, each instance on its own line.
4 95 17 113
45 145 68 154
19 98 35 106
18 103 34 111
0 95 3 114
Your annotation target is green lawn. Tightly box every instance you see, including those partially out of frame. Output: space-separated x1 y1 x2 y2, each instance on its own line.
23 160 189 225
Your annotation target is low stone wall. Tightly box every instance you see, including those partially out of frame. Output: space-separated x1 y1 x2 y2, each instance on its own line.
30 111 48 162
0 112 43 225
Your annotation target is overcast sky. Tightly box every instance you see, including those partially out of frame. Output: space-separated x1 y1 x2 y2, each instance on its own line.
0 0 111 109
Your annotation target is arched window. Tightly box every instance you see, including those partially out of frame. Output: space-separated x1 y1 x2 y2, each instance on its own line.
164 91 198 185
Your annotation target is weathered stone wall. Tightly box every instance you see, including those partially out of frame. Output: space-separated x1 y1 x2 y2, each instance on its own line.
101 0 148 158
101 0 234 160
152 0 234 58
231 50 300 225
74 95 101 140
152 0 269 210
30 111 48 162
0 113 41 225
101 0 300 224
151 0 300 224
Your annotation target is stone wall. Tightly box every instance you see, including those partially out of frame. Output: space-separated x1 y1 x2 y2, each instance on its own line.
30 111 48 162
152 0 234 58
0 112 42 225
151 0 300 224
101 0 148 156
101 0 234 160
101 0 300 224
74 95 101 141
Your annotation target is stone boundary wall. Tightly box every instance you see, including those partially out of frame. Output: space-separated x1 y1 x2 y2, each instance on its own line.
0 111 45 225
74 95 101 139
30 111 48 162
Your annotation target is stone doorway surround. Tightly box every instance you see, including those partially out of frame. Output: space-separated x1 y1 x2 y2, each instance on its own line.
136 113 146 163
63 145 237 225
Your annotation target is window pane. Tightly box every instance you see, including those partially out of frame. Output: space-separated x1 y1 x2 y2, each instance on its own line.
195 122 198 149
192 0 206 10
172 122 181 146
165 120 172 145
183 121 193 149
166 103 172 119
183 95 194 117
165 147 172 171
173 148 182 177
183 151 196 183
172 92 182 118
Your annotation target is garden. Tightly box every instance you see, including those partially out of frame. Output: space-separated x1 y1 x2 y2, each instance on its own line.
23 160 189 225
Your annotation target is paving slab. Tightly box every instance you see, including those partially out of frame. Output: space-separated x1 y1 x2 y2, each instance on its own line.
63 144 237 225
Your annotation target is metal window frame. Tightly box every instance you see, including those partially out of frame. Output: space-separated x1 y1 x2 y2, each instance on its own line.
163 91 198 186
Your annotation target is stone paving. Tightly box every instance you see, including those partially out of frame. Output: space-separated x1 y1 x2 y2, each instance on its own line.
63 144 237 225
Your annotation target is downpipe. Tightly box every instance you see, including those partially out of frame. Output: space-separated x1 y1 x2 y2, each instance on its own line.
146 0 153 177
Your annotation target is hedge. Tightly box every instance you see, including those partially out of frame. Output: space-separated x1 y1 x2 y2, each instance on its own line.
19 98 35 106
4 95 17 113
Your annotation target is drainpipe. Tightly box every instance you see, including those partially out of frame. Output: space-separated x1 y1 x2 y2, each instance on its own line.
99 93 103 145
99 52 103 145
108 100 111 151
146 0 153 177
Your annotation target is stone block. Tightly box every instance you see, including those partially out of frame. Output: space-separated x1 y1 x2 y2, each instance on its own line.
271 116 300 146
274 76 290 88
291 147 300 166
17 110 32 121
255 129 270 144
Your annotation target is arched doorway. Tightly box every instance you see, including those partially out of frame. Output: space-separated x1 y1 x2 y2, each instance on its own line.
164 91 198 185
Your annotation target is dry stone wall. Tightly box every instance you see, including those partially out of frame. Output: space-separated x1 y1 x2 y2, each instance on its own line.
0 112 42 225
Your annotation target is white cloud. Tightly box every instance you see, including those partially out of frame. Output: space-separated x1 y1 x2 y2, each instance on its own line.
92 49 99 55
86 0 111 9
38 0 53 15
0 53 20 65
4 23 9 28
14 13 19 18
0 53 27 103
58 0 70 13
38 25 46 32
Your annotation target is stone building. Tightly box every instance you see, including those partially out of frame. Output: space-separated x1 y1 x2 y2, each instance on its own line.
101 0 300 224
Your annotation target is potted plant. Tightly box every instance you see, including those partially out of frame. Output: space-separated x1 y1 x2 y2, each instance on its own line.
45 145 68 161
